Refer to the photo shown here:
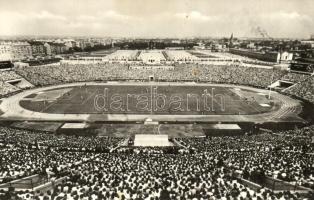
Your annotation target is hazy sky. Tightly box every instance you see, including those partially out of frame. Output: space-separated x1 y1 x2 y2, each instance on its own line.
0 0 313 38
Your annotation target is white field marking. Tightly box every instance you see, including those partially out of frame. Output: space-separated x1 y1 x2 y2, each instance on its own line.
260 103 271 107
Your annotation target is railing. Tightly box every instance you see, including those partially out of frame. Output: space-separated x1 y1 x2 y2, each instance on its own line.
233 171 313 194
0 174 50 190
265 176 313 193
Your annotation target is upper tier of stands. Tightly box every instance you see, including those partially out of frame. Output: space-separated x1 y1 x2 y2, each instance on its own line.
0 70 22 96
284 75 314 103
0 70 34 97
14 63 286 88
281 72 311 83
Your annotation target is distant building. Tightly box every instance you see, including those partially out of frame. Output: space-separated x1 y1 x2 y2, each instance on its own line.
0 42 32 61
171 40 181 44
11 42 32 60
193 43 205 50
211 43 226 52
278 51 294 63
300 40 314 48
229 48 293 63
48 42 67 55
44 43 52 55
247 42 255 49
71 41 80 48
165 47 184 50
79 41 94 50
0 43 12 61
64 41 75 50
28 41 45 56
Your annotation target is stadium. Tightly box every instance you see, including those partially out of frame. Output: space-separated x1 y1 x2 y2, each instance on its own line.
0 50 314 199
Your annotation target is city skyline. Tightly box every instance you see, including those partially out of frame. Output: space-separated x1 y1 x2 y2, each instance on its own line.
0 0 314 39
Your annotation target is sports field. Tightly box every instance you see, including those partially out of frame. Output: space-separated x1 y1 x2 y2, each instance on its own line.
19 84 276 115
0 82 304 123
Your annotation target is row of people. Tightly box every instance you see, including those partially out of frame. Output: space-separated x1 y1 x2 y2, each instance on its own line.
0 82 20 96
0 70 22 96
281 72 311 83
0 70 21 82
0 127 122 152
285 75 314 103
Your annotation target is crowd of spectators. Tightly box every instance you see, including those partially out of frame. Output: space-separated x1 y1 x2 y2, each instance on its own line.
178 127 314 190
281 72 311 83
0 127 122 184
285 75 314 103
0 82 19 97
0 70 21 82
0 70 22 96
0 127 121 153
14 63 286 89
0 125 313 199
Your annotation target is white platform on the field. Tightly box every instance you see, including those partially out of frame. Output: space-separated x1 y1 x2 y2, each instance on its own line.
207 124 241 130
134 134 172 146
61 123 88 129
260 103 271 107
144 118 159 125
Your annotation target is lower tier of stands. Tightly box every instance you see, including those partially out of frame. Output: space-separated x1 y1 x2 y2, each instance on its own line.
0 125 313 199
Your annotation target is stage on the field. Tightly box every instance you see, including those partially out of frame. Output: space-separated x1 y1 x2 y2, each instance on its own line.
134 134 173 146
61 122 88 129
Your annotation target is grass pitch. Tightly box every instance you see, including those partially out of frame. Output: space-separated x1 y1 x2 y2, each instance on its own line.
20 84 275 115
